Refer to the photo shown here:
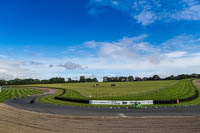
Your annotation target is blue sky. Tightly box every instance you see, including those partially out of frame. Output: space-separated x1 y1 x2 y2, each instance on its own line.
1 0 200 80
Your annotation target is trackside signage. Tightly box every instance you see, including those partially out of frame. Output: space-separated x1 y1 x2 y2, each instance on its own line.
89 100 153 105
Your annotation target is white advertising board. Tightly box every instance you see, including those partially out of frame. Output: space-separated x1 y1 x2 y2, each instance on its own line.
89 100 153 105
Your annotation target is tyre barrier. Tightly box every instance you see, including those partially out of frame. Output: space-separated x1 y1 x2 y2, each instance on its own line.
29 98 36 104
57 88 66 96
54 96 89 104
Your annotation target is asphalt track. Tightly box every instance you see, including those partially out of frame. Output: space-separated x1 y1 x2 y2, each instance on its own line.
5 94 200 117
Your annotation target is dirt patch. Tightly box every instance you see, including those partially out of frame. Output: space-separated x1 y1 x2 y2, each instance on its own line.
0 104 200 133
44 88 57 94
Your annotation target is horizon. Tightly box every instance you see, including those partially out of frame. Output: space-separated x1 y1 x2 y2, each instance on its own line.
1 0 200 80
1 73 199 82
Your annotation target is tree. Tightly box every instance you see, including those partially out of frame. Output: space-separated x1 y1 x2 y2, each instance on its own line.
119 76 128 82
119 77 124 82
165 75 175 80
191 73 198 78
86 78 92 82
92 78 98 82
143 77 148 81
50 77 65 83
103 77 108 82
0 80 6 85
80 76 86 82
128 76 134 82
68 78 72 83
153 75 161 80
135 77 142 81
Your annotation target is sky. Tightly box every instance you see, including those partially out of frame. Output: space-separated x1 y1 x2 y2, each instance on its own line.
1 0 200 80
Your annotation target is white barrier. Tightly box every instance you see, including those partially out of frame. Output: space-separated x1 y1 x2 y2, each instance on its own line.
89 100 153 105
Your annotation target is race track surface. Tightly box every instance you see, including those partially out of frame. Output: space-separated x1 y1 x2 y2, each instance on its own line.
5 94 200 117
1 104 200 133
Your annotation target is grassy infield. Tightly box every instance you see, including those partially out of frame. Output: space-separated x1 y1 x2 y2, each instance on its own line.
0 87 43 102
0 79 199 107
28 79 200 107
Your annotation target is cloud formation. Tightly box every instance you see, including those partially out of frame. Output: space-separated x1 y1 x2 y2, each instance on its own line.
1 34 200 80
174 5 200 20
161 34 200 52
164 51 187 58
85 34 161 63
134 10 157 25
0 60 38 80
56 62 85 70
89 0 200 25
29 61 44 65
81 34 200 76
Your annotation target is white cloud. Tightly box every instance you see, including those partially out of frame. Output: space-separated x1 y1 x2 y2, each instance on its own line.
89 0 200 25
1 34 200 80
84 40 98 48
0 60 38 80
83 35 160 62
99 42 138 59
174 5 200 20
89 0 159 25
133 42 155 51
0 55 8 59
76 34 200 76
134 10 157 25
161 34 200 51
164 51 187 58
56 62 86 70
23 61 44 66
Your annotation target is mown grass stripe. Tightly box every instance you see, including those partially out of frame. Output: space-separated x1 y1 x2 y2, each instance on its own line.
0 88 43 102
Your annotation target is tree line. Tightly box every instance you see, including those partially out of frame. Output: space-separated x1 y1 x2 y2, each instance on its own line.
103 73 200 82
0 73 199 85
0 76 98 85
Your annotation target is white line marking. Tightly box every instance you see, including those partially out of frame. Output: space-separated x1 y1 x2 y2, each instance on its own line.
118 113 127 118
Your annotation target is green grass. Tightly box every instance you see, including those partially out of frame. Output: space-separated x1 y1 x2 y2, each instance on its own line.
26 80 177 99
22 79 200 107
0 87 43 102
27 80 196 101
123 79 197 101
